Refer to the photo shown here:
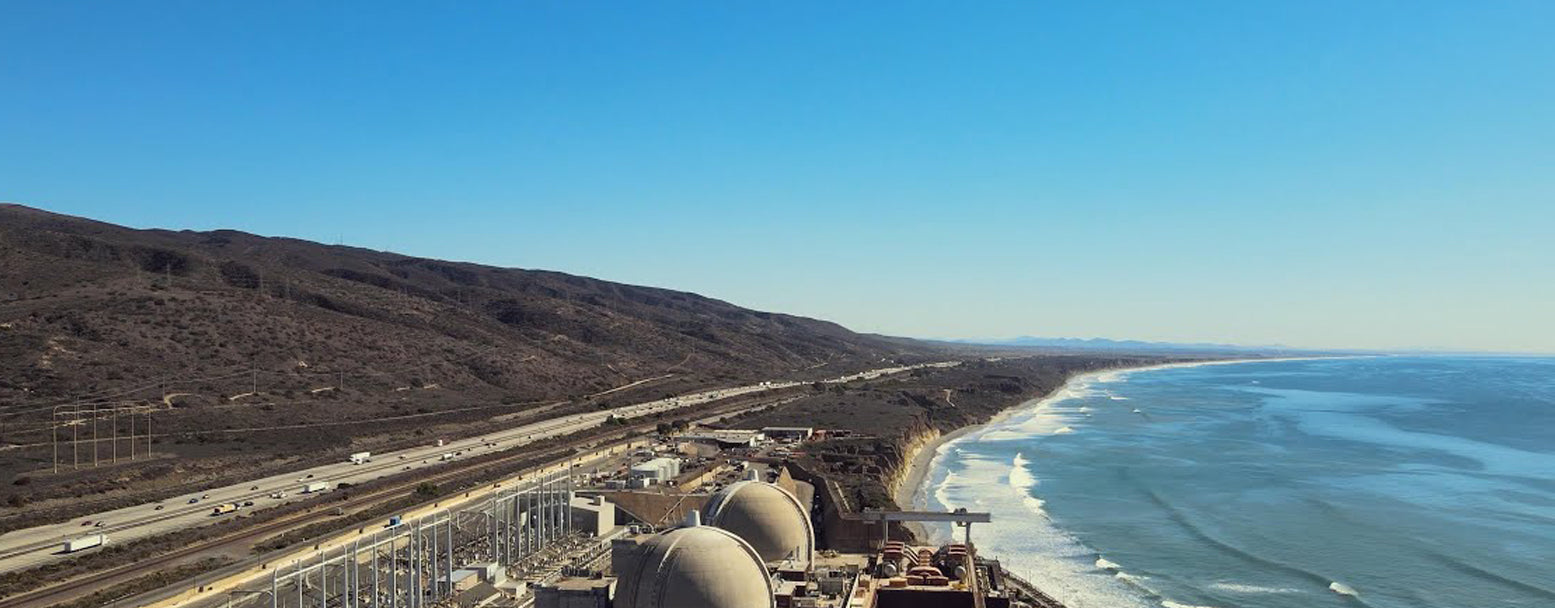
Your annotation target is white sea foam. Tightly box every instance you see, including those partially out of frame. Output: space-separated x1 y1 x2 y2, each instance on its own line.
1113 571 1162 597
986 395 1086 439
918 356 1377 608
1329 581 1359 596
931 468 962 517
1095 557 1121 570
978 429 1035 442
1006 454 1048 515
1078 406 1093 413
1207 582 1301 595
1009 453 1037 490
1162 601 1218 608
1132 408 1144 414
1095 370 1126 383
927 453 1157 608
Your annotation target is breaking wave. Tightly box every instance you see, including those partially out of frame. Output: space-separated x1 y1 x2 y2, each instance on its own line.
1207 582 1302 595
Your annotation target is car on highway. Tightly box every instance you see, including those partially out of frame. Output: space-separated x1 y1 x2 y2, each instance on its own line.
188 498 199 504
242 500 255 506
155 505 165 510
80 520 92 526
250 486 259 490
94 522 105 528
201 494 209 499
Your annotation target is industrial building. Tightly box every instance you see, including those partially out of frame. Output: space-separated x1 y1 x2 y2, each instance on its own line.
680 429 763 448
571 495 617 537
534 475 1037 608
760 427 815 441
534 578 614 608
627 457 682 488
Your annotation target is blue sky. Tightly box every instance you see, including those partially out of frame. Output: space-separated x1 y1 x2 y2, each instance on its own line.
3 2 1552 352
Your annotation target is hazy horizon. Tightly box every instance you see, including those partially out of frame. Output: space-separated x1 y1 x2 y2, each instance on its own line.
4 3 1552 354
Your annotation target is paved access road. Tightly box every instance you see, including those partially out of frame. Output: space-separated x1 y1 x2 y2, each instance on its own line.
0 361 956 574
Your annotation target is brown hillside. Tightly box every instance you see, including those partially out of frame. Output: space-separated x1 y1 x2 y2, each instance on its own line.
0 203 934 513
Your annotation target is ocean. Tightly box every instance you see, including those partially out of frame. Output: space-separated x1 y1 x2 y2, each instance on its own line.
911 356 1555 608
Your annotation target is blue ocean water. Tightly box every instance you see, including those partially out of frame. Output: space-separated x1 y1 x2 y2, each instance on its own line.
914 356 1555 608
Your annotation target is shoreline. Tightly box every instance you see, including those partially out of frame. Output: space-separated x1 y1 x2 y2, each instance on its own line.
890 354 1361 540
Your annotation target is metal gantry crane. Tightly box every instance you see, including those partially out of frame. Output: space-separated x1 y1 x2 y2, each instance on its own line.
254 471 575 608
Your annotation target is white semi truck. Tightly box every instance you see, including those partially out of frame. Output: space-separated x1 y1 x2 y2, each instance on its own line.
302 482 330 493
62 534 106 553
349 451 371 465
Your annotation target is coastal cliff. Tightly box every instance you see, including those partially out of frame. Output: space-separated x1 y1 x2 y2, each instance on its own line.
730 355 1179 521
885 422 941 501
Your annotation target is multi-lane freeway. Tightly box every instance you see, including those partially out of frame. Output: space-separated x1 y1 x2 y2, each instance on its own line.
0 360 955 575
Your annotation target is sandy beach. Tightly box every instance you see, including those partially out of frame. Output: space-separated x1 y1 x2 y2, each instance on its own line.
893 424 977 540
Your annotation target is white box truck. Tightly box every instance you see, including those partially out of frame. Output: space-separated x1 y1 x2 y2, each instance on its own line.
349 451 371 465
302 482 330 493
63 534 105 553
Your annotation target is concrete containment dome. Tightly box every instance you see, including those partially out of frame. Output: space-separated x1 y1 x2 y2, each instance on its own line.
704 481 816 566
614 525 775 608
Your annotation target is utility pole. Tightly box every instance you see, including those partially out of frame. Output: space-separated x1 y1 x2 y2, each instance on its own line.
445 515 454 600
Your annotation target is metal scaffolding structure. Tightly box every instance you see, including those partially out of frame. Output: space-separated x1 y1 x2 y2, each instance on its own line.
51 402 158 472
249 471 575 608
490 470 574 566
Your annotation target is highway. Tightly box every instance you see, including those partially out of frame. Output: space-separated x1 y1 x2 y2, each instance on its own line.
0 360 955 575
